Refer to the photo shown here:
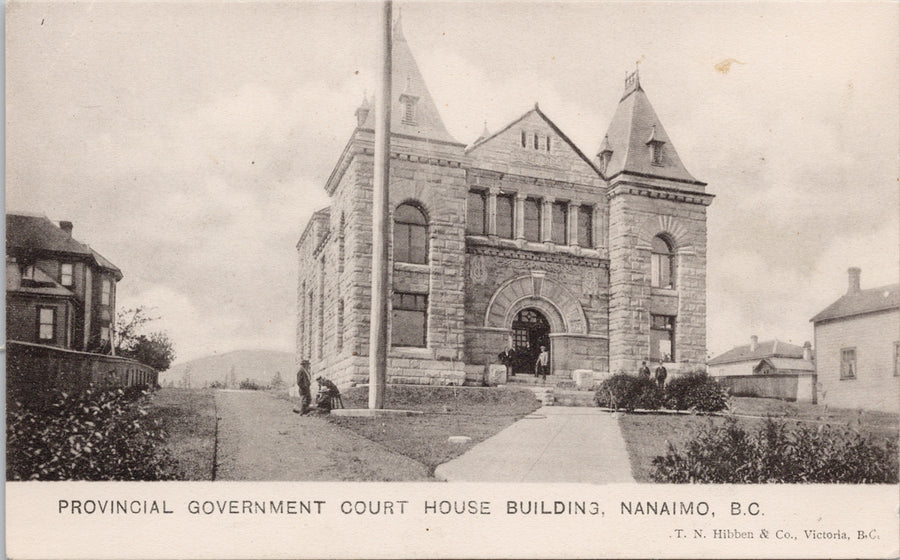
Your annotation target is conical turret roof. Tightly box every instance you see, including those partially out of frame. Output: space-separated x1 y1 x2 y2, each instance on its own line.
359 16 460 145
598 71 703 185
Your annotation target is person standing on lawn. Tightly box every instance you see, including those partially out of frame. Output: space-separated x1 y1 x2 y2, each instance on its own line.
654 360 668 389
535 345 550 381
639 361 651 379
296 360 312 414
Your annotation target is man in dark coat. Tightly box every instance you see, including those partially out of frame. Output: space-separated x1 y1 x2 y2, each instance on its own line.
315 376 341 412
639 361 652 379
654 360 668 389
296 360 312 414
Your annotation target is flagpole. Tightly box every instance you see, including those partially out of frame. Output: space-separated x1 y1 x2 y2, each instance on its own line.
368 0 392 409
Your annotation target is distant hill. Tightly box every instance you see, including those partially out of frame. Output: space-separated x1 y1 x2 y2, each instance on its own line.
160 349 296 388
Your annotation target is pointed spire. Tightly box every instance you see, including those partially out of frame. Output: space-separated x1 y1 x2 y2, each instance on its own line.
598 75 702 186
481 120 490 138
355 91 371 127
393 8 406 42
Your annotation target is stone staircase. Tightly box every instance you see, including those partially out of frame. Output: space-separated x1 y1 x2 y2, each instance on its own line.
505 374 596 407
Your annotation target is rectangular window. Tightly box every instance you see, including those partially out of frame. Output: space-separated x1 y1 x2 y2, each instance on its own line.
38 307 55 341
546 137 551 151
551 201 568 244
533 133 539 149
650 314 675 362
894 342 899 377
100 326 110 343
496 194 514 239
101 278 111 305
60 263 74 287
523 198 541 242
22 265 35 280
520 130 527 148
651 253 674 289
466 190 486 235
840 348 857 380
391 292 427 347
578 205 593 247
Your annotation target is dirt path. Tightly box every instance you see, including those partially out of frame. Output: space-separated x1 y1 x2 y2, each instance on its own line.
213 390 430 481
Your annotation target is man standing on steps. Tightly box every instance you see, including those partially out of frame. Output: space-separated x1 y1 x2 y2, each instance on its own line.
296 360 312 414
535 345 550 382
639 361 651 379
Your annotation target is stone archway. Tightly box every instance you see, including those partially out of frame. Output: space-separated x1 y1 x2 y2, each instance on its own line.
484 272 588 334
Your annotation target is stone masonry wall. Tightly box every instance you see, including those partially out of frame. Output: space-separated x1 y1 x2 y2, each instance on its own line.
608 186 709 374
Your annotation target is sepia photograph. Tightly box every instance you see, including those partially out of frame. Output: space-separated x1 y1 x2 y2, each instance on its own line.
4 1 899 558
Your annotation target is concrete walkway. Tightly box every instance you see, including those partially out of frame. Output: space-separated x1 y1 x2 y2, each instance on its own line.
435 406 635 483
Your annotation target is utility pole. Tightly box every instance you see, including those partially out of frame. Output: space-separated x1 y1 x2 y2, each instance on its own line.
369 0 392 409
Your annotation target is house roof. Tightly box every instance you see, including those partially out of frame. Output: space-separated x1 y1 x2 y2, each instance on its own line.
357 16 460 146
754 357 815 373
810 283 900 323
467 104 603 177
708 339 805 366
598 70 704 186
6 213 123 280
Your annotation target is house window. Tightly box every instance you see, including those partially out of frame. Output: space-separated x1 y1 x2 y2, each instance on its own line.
546 137 551 151
101 278 111 305
894 342 899 377
520 130 527 148
551 201 568 244
38 307 55 341
22 265 35 280
391 292 427 347
523 198 541 242
466 190 486 235
578 205 593 247
496 194 514 239
60 263 74 287
393 203 428 264
840 348 857 380
533 133 539 149
100 326 110 343
650 314 675 362
651 235 675 289
401 96 417 125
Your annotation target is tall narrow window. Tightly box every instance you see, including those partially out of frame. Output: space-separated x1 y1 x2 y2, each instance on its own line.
551 201 568 244
546 137 551 151
650 314 675 362
466 190 486 235
520 130 527 148
651 235 675 289
100 326 110 343
337 300 344 351
533 133 539 149
21 265 35 281
38 307 55 341
496 194 514 239
840 348 857 380
523 198 541 242
578 205 593 247
391 292 427 347
101 278 111 305
393 203 428 264
650 143 664 165
60 263 74 287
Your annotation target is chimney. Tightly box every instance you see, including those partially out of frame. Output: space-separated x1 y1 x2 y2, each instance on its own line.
803 341 812 361
750 335 759 352
59 221 73 238
848 267 861 294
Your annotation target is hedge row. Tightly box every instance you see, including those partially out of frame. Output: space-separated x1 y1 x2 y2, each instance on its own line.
594 371 729 412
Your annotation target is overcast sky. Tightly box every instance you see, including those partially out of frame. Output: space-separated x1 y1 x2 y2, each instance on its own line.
6 2 899 364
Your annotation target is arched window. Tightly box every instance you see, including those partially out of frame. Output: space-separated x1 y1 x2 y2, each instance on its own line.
394 203 428 264
651 235 675 289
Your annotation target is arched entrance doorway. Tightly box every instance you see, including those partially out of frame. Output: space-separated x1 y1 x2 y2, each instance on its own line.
510 308 551 374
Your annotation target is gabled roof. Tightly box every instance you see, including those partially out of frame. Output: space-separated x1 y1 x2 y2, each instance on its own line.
6 213 123 280
8 265 76 298
754 357 815 374
358 16 460 146
467 104 603 177
810 284 900 323
708 339 805 366
598 70 704 186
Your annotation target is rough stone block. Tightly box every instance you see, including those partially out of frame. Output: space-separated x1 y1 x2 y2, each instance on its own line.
573 369 595 389
487 364 507 385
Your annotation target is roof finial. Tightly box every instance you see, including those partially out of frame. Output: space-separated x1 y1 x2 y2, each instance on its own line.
481 120 490 137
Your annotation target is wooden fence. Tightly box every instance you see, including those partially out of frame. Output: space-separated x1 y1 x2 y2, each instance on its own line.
714 373 817 403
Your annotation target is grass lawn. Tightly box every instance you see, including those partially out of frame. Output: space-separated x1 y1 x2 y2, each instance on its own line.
145 388 217 480
325 385 540 475
620 397 900 482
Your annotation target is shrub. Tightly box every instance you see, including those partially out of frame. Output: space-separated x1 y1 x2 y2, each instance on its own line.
7 386 178 481
594 373 663 411
651 417 899 483
239 379 262 390
664 371 730 412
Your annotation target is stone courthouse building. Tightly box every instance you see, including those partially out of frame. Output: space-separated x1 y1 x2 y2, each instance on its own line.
296 20 714 388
